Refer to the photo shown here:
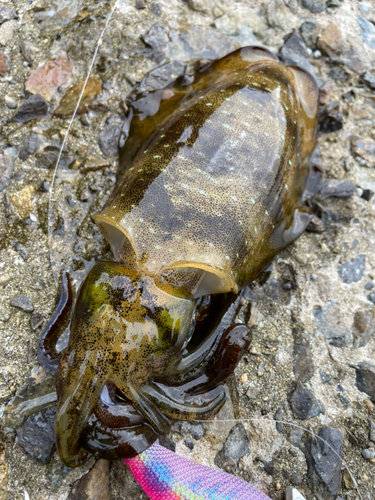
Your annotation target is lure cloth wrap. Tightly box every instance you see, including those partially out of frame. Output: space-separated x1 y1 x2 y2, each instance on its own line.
124 443 271 500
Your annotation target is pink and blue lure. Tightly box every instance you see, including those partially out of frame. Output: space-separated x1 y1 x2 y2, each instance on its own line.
124 443 271 500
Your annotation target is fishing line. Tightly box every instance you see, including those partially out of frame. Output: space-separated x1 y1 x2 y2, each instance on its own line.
47 0 118 284
197 417 363 500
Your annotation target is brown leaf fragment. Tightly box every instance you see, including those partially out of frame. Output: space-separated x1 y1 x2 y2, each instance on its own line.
25 55 73 102
54 77 102 117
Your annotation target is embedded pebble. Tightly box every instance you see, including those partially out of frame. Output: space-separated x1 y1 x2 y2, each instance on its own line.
30 313 43 330
354 362 375 401
362 448 375 460
337 255 365 284
317 24 344 57
184 438 194 450
368 292 375 304
288 382 325 419
0 50 8 76
214 423 249 471
352 310 375 348
0 152 14 192
300 19 320 48
20 40 38 63
98 117 123 157
54 77 101 117
12 94 49 124
357 16 375 49
69 459 111 499
0 20 17 46
10 294 34 313
350 136 375 167
305 426 343 498
313 301 352 347
369 420 375 441
13 242 29 262
25 55 72 102
301 0 325 13
16 407 56 464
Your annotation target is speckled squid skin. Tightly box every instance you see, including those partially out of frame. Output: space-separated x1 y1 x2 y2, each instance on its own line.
49 46 320 467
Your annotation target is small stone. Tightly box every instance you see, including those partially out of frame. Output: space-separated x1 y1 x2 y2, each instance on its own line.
275 482 281 491
246 386 260 399
54 76 101 117
0 20 17 46
98 116 123 157
319 101 345 133
317 24 344 57
184 438 194 450
278 34 320 85
68 459 111 499
30 313 43 330
313 301 352 347
344 41 370 74
358 16 375 49
301 0 325 13
318 80 332 105
19 133 41 161
267 0 297 31
0 274 10 288
0 306 11 323
305 426 343 498
288 381 325 419
10 294 34 313
362 189 374 202
300 19 320 48
37 146 75 170
12 94 49 124
214 423 249 470
362 448 375 460
337 255 365 284
365 399 374 411
339 394 350 407
257 363 265 377
350 136 375 167
354 362 375 401
313 50 321 58
39 180 49 192
79 188 90 202
293 325 314 383
0 50 8 76
368 292 375 304
14 242 29 261
135 0 146 8
352 310 375 347
25 55 72 102
9 186 34 218
33 0 83 33
362 70 375 91
369 420 375 441
16 407 56 464
0 151 14 192
20 40 38 63
0 6 17 23
187 0 211 14
239 373 248 383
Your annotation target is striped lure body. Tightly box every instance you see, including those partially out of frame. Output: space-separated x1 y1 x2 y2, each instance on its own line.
124 443 271 500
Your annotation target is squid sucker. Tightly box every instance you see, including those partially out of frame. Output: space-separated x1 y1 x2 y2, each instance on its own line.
38 46 321 467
